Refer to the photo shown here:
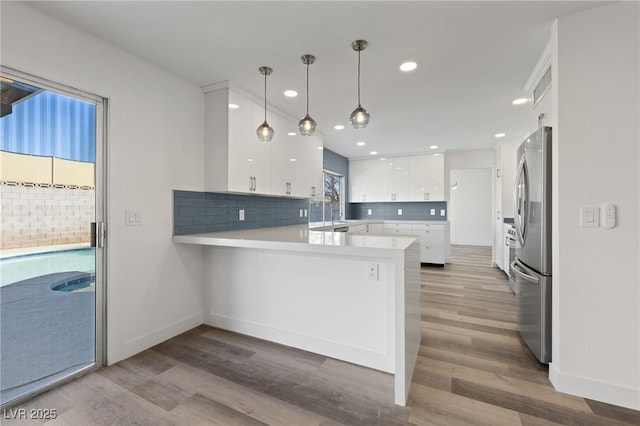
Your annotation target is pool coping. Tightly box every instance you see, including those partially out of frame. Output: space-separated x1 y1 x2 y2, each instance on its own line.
0 243 91 260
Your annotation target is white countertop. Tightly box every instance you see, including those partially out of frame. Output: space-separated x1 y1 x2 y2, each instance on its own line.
173 224 417 255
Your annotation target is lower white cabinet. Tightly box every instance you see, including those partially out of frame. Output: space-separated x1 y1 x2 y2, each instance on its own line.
383 221 449 264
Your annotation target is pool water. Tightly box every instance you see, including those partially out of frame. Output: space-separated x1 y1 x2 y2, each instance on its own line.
0 248 96 287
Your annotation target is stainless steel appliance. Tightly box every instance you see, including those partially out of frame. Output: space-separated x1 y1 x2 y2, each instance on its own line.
505 225 517 292
509 127 552 364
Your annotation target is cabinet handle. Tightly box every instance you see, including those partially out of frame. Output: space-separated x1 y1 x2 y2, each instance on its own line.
424 193 430 201
253 177 257 191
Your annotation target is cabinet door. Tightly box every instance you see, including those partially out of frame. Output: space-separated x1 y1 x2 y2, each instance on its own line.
425 154 444 201
228 91 271 194
391 156 409 201
270 112 298 196
349 160 365 202
377 158 393 202
362 159 379 202
408 155 428 201
296 135 323 198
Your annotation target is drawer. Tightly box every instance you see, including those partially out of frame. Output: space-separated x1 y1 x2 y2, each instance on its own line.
411 223 444 232
419 230 444 247
384 223 413 233
420 245 445 264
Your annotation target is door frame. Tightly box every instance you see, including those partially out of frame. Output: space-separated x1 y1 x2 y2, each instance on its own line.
0 66 108 406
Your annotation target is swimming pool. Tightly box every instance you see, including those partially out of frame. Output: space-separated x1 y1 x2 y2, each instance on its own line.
0 248 95 287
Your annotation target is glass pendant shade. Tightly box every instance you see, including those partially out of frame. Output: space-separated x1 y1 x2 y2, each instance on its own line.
299 54 317 136
349 105 370 129
298 114 317 136
257 121 274 142
257 66 274 142
350 39 370 129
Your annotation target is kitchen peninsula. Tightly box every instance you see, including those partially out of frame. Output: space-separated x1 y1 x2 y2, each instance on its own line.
173 224 421 405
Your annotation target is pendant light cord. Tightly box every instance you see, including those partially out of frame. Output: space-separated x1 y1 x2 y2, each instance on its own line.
264 73 268 122
306 62 310 115
357 50 361 107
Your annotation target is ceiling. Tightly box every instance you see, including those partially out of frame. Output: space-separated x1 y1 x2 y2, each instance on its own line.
27 1 607 159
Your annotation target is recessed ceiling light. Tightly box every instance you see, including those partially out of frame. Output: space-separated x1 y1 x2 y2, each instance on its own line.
380 157 386 161
433 153 441 156
430 145 438 150
317 146 323 150
284 90 298 97
288 132 297 136
246 158 254 162
357 141 366 146
370 151 378 155
289 158 297 162
512 97 528 105
228 103 239 109
495 133 506 138
400 61 417 72
334 125 345 130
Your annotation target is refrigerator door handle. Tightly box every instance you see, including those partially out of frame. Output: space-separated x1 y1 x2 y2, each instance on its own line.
511 259 539 284
513 156 529 246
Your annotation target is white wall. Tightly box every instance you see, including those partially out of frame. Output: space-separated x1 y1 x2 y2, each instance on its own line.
551 2 640 410
449 168 493 246
1 2 205 363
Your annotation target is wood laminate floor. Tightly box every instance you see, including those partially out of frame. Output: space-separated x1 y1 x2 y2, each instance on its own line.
4 245 639 425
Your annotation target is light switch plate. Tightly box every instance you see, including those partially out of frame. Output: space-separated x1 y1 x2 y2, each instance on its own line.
367 209 372 215
430 209 435 215
397 209 403 216
125 210 142 226
239 209 245 221
440 209 446 216
580 206 599 227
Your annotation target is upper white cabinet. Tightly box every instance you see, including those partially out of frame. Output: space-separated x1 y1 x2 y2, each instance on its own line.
350 153 444 203
408 154 444 201
204 85 323 198
349 158 378 202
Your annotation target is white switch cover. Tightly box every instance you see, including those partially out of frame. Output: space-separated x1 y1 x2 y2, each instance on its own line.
430 209 436 215
397 209 403 216
125 210 142 226
367 209 372 216
304 209 308 217
299 209 303 218
580 206 599 227
440 209 446 216
367 263 379 281
239 209 245 221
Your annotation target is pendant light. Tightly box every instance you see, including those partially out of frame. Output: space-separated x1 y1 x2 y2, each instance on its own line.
349 39 370 129
256 66 274 142
298 54 317 136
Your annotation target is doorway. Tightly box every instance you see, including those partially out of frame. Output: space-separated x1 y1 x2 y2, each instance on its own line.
449 168 493 246
0 70 106 407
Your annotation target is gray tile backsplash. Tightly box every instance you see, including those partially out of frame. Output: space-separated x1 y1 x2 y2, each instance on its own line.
348 201 448 221
173 190 309 235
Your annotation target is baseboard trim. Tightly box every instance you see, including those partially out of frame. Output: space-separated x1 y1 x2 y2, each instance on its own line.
549 362 640 410
120 311 203 362
204 312 394 373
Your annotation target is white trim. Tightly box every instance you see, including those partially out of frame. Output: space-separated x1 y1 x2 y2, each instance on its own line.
525 40 552 94
120 312 203 362
549 363 640 411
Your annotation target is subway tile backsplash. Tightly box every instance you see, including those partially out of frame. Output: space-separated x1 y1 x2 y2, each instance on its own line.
348 201 448 221
173 190 309 235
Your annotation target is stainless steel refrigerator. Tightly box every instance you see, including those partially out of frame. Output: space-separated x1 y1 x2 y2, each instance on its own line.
510 127 552 364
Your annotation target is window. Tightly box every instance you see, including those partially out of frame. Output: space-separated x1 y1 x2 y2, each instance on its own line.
323 170 344 222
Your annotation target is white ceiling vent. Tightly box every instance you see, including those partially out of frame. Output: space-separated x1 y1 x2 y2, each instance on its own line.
533 66 551 105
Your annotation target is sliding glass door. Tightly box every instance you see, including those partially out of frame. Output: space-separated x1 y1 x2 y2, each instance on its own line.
0 69 106 407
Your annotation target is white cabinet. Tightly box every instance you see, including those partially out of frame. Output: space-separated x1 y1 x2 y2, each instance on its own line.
378 157 409 201
350 153 444 202
349 159 378 202
296 135 323 199
205 85 323 198
383 221 449 264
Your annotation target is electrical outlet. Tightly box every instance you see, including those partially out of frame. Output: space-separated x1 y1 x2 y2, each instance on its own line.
367 209 372 215
304 209 308 217
125 210 142 226
430 209 435 215
440 209 446 216
367 263 379 281
239 209 245 221
397 209 403 216
299 209 303 217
